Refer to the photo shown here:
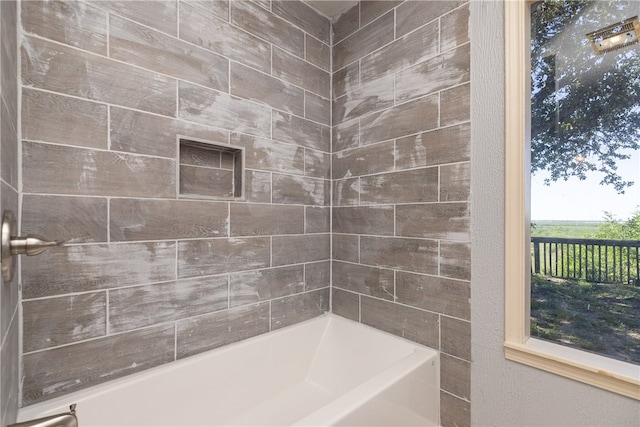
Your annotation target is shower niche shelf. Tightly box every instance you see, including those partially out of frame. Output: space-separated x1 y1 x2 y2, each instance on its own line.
178 137 244 200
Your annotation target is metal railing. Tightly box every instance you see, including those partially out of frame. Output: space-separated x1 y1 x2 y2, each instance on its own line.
531 237 640 285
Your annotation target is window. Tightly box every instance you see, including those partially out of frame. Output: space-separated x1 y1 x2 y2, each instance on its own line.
504 0 640 400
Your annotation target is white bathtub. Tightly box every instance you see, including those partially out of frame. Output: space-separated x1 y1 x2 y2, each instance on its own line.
17 314 439 426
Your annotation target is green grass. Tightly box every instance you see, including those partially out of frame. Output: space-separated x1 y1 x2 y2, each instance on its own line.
530 274 640 363
531 220 603 238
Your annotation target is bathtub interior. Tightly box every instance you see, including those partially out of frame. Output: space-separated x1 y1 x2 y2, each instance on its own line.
17 314 439 426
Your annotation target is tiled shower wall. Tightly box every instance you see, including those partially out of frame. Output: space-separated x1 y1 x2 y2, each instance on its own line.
0 1 19 425
19 0 331 406
329 2 471 426
15 1 471 425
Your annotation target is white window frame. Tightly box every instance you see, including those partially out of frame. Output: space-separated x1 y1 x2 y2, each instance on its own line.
503 0 640 400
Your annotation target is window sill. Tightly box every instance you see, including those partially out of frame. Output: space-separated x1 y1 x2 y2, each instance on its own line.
504 338 640 400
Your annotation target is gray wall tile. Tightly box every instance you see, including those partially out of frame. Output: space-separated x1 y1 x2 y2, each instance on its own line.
332 234 359 263
333 206 394 235
22 195 108 244
396 203 470 241
1 0 18 126
110 15 228 92
360 20 439 83
441 391 471 427
271 288 330 330
231 132 305 175
305 206 330 233
110 107 229 159
441 4 470 52
333 261 394 300
230 265 305 307
360 168 439 204
332 2 359 44
360 1 401 27
22 324 175 405
396 272 470 320
272 0 330 44
333 11 394 71
22 242 177 298
272 47 330 98
333 74 394 125
305 92 331 126
305 261 330 290
361 296 439 348
230 63 304 116
333 177 360 206
245 170 272 203
360 94 439 145
441 353 471 400
272 234 330 266
23 142 176 198
305 36 330 72
441 83 470 126
333 61 360 99
305 148 331 179
230 203 304 236
395 43 470 103
396 1 464 39
360 236 438 275
178 237 270 278
94 1 178 36
440 241 471 280
110 199 229 241
1 316 19 427
179 165 234 198
23 293 106 352
178 81 271 139
396 123 470 170
1 101 18 189
179 1 270 73
273 111 330 152
109 276 229 333
333 141 395 179
22 36 176 117
231 1 304 58
332 288 360 322
440 162 470 202
183 0 229 22
332 117 360 152
441 316 471 361
176 302 270 359
272 174 329 206
22 1 107 55
22 89 108 149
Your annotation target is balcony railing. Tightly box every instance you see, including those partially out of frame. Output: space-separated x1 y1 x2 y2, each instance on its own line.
531 237 640 285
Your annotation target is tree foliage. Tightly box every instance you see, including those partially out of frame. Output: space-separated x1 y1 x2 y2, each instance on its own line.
531 1 640 193
595 208 640 240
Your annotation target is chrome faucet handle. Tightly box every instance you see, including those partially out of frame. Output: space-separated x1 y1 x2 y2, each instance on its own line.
1 209 64 282
8 404 78 427
9 235 64 256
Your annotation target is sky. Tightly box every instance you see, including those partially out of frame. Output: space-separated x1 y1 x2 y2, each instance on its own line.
531 149 640 221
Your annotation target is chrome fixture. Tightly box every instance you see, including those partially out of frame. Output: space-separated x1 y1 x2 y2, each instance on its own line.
1 209 63 282
8 404 78 427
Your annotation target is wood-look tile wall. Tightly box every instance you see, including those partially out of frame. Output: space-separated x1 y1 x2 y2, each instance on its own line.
18 2 472 425
20 0 331 406
330 2 471 426
0 1 20 424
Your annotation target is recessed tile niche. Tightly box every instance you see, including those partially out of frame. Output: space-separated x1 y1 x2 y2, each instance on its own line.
178 138 244 200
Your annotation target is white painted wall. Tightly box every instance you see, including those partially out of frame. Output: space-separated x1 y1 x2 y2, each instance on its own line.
470 1 640 425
